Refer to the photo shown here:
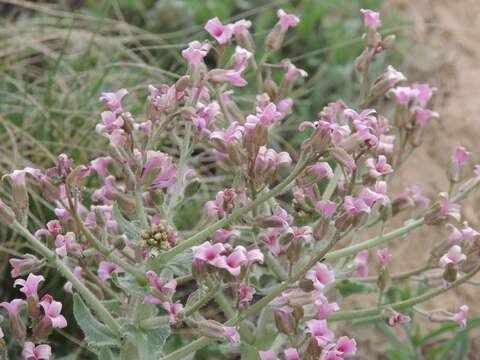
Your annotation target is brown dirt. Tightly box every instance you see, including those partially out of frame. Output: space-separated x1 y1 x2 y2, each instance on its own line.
344 1 480 357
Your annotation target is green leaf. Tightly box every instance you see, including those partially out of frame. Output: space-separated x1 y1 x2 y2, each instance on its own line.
240 343 262 360
184 179 201 198
73 294 119 348
111 272 148 297
98 348 116 360
336 279 374 297
112 202 142 242
120 323 171 360
148 249 193 276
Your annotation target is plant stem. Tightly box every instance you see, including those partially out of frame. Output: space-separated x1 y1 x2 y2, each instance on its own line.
11 221 121 337
328 265 480 322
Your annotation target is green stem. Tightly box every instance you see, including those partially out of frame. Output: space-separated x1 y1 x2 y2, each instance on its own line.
328 265 480 322
159 156 308 265
11 221 121 337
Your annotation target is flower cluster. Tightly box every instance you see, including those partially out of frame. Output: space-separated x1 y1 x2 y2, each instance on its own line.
0 7 478 360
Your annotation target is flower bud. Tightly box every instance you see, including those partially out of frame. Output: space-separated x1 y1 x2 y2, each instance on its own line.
377 269 390 291
264 78 279 100
265 24 284 52
299 278 315 292
272 306 296 335
0 200 15 226
443 263 457 282
175 75 191 92
381 34 396 49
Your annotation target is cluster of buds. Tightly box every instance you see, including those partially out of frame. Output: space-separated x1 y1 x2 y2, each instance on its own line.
140 223 176 257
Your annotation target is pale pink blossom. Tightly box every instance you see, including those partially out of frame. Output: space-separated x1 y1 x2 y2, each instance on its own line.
388 312 411 327
0 299 26 316
306 263 335 289
14 273 44 298
256 146 292 172
143 151 178 189
384 65 406 87
360 9 381 29
365 155 393 178
393 185 430 210
411 107 439 127
453 146 470 174
63 266 83 294
239 282 255 305
192 241 226 269
309 162 334 179
211 228 241 242
277 9 300 31
377 248 391 270
232 19 252 35
283 59 308 81
306 319 335 347
413 83 437 107
182 41 211 65
277 98 294 119
99 88 128 113
439 245 466 268
343 196 371 216
90 156 112 179
447 224 463 245
205 17 233 45
461 221 479 242
359 182 390 207
217 247 248 276
315 200 337 218
353 250 369 277
54 232 81 257
259 351 278 360
10 257 39 278
210 122 245 147
98 261 125 281
144 271 177 305
388 86 419 105
206 189 235 218
39 295 67 329
22 342 52 360
161 301 184 324
256 102 283 125
452 305 469 329
321 336 357 359
192 101 220 134
208 68 247 87
272 306 295 333
284 348 300 360
313 291 340 320
233 46 252 71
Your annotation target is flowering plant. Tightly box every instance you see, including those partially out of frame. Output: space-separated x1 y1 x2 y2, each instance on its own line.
0 8 479 359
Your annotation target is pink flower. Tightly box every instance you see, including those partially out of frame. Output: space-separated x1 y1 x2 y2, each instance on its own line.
377 248 391 270
263 228 285 256
388 86 419 105
14 273 44 298
313 291 340 320
453 146 470 173
272 306 295 333
439 245 466 268
343 196 371 216
182 41 211 65
437 192 461 222
161 301 183 324
39 295 67 329
413 83 437 107
144 271 177 304
315 200 337 218
232 19 252 36
22 342 51 360
309 162 334 179
210 122 245 147
384 65 406 87
143 151 178 189
54 232 81 257
211 228 241 242
192 101 220 134
0 299 26 316
97 261 125 281
90 156 112 179
239 282 255 305
192 242 226 267
233 46 252 71
411 106 439 127
277 9 300 31
206 189 235 218
359 182 390 207
255 146 292 172
64 266 83 294
321 336 357 359
204 17 233 45
360 9 381 29
256 102 283 126
218 247 248 276
277 98 293 119
447 224 463 244
259 351 278 360
452 305 469 329
365 155 393 178
10 257 38 278
208 68 247 87
388 312 411 327
461 221 479 242
353 250 369 277
283 59 308 81
284 348 300 360
306 319 335 347
96 111 124 134
306 263 335 290
99 88 128 113
393 185 430 210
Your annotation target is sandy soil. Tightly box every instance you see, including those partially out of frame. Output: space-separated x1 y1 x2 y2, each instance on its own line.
344 1 480 357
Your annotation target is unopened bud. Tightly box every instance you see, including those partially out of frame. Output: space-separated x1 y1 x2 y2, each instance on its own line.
381 34 396 49
175 75 191 92
272 307 295 335
443 263 457 282
299 278 315 292
377 269 390 291
264 78 278 99
265 24 284 52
